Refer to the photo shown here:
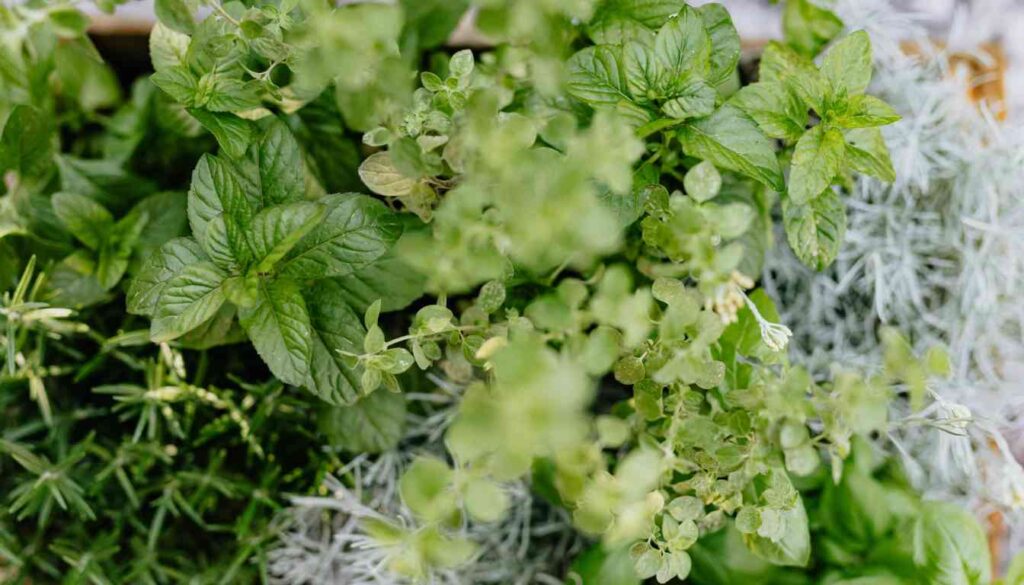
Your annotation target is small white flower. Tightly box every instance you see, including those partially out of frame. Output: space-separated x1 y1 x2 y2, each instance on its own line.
759 322 793 352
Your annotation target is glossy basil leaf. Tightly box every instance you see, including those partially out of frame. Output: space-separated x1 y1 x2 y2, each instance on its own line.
567 45 634 107
678 104 785 191
788 125 845 204
318 389 405 451
697 3 741 86
783 188 846 271
150 261 229 343
239 278 313 387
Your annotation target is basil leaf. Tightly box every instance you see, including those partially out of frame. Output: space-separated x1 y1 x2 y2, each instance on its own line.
654 6 711 80
150 261 229 343
280 194 401 281
239 278 313 387
911 501 990 585
788 125 845 204
51 192 112 251
661 79 716 120
844 127 895 182
783 188 846 271
730 81 808 142
821 31 873 97
127 237 207 316
247 201 326 274
567 45 633 107
678 104 784 191
318 388 406 451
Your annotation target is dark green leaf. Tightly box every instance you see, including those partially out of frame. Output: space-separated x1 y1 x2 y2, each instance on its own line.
318 390 406 451
303 279 366 404
150 261 229 342
247 201 326 274
239 278 313 386
678 104 784 191
127 237 207 316
51 192 112 250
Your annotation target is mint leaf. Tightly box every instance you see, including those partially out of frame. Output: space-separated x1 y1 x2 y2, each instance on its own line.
759 41 828 113
661 79 716 120
280 194 401 280
188 154 253 268
318 387 406 451
127 237 207 316
326 251 425 313
788 125 845 204
247 201 326 274
150 261 228 342
821 31 873 96
783 0 842 57
52 192 112 251
257 120 306 206
149 22 189 71
567 46 633 107
697 3 741 85
844 127 895 182
154 0 194 34
239 278 313 387
187 108 254 159
783 188 846 270
623 40 662 98
303 279 366 404
730 81 808 142
678 104 784 191
654 6 711 80
151 66 199 106
201 76 262 113
830 94 900 128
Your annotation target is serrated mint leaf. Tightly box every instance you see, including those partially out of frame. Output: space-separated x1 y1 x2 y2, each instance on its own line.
358 151 417 197
789 125 845 204
844 127 895 182
0 106 55 186
178 304 248 350
678 104 784 191
697 3 740 85
187 108 254 159
759 41 828 113
128 237 207 316
661 79 716 120
128 191 189 265
150 261 228 342
51 192 112 250
821 31 873 96
154 0 194 34
830 94 900 128
303 279 366 404
654 6 711 80
729 81 808 142
149 22 190 71
200 76 262 113
318 383 406 451
783 188 846 270
151 65 199 106
280 194 400 281
326 252 425 313
567 45 633 107
247 201 326 274
188 154 253 268
258 120 306 206
782 0 842 57
239 278 313 387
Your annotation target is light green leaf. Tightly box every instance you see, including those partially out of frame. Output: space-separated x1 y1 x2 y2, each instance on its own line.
788 125 845 204
303 279 366 405
729 81 808 142
742 496 811 567
239 278 313 386
151 65 199 105
697 3 740 85
783 0 842 57
150 261 228 342
844 127 895 182
661 79 716 120
678 104 784 191
154 0 194 34
759 41 828 113
187 108 254 159
358 152 417 197
821 31 873 96
399 457 455 523
654 6 711 80
247 201 326 274
783 188 846 271
623 40 661 98
318 389 405 451
280 194 401 280
586 0 684 44
149 22 190 71
567 45 634 107
51 192 112 250
831 94 900 128
683 160 721 202
912 501 991 585
127 237 207 316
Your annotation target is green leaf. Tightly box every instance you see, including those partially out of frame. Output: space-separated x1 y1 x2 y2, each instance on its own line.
150 261 228 342
696 3 741 85
729 81 808 142
654 6 711 80
821 31 873 96
783 188 846 270
149 22 190 71
911 501 991 585
844 127 895 182
830 94 900 128
782 0 842 57
742 496 811 567
200 76 262 113
154 0 195 34
247 202 326 274
788 125 845 204
239 278 313 387
325 251 425 313
126 191 189 266
759 41 828 113
319 389 406 452
571 544 642 585
598 165 660 227
399 457 455 523
128 237 208 316
151 65 199 106
0 106 56 186
51 192 112 250
358 152 417 197
678 104 784 191
661 80 716 120
567 45 634 107
258 120 306 206
48 7 91 38
587 0 684 44
187 108 254 159
188 154 253 269
683 160 721 202
303 279 366 404
280 194 401 281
